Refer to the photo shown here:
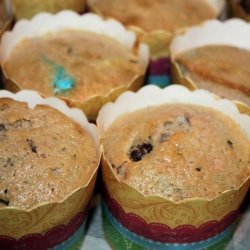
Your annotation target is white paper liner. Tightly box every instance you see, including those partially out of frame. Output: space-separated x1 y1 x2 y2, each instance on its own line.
207 0 226 16
170 18 250 57
97 85 250 143
0 89 101 155
0 10 149 66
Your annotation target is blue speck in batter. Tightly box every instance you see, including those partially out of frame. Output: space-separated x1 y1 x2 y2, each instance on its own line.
53 66 75 94
42 56 75 94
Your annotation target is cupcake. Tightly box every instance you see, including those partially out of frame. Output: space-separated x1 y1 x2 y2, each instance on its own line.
97 85 250 249
87 0 225 87
0 90 101 249
170 19 250 115
229 0 250 21
11 0 87 20
0 11 149 120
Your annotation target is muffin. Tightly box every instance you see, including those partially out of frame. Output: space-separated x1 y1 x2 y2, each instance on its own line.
0 11 149 120
87 0 225 57
97 85 250 249
170 19 250 115
174 45 250 107
0 90 101 249
87 0 225 87
11 0 87 20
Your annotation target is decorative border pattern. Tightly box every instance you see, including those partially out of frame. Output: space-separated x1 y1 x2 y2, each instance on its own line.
0 209 88 250
102 202 235 250
103 187 238 244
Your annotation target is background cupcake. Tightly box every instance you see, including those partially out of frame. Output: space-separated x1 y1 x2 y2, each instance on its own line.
11 0 87 20
0 90 101 249
170 19 250 115
87 0 226 87
0 11 149 121
97 85 250 249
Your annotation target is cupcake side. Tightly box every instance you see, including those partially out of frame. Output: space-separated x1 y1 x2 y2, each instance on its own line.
0 90 101 249
97 85 250 249
0 11 149 120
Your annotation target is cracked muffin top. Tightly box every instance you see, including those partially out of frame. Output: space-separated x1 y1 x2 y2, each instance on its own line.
175 45 250 107
103 103 250 201
88 0 216 33
0 98 98 209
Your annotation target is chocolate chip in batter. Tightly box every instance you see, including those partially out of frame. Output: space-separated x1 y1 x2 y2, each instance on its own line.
129 142 153 162
0 124 6 132
67 47 73 54
27 139 37 153
0 103 9 111
227 140 234 149
3 157 14 168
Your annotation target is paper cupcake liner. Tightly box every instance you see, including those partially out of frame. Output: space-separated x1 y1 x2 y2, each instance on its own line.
11 0 87 20
0 11 149 120
229 0 250 21
0 90 101 248
97 84 250 249
170 18 250 115
102 185 239 244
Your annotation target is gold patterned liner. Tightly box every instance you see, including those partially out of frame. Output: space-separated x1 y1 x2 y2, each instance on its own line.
0 11 149 121
229 0 250 21
97 85 250 228
0 90 101 239
11 0 87 20
170 19 250 115
87 0 226 59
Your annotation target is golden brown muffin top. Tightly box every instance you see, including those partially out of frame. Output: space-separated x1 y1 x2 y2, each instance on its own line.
175 45 250 97
103 103 250 201
0 98 98 209
88 0 215 32
4 29 144 101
